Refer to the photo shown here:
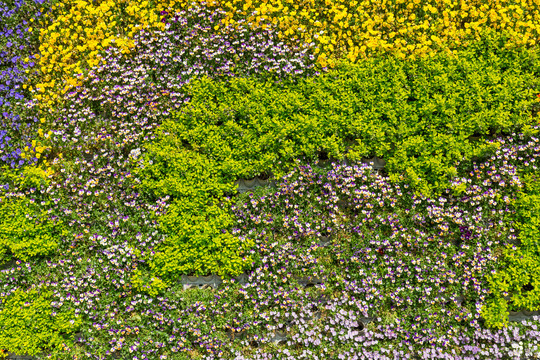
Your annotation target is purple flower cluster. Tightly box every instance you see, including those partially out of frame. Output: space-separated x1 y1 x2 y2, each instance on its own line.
217 128 540 358
0 0 46 168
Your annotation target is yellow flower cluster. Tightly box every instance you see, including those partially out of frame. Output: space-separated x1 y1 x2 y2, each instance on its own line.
209 0 540 68
31 0 213 117
18 116 54 174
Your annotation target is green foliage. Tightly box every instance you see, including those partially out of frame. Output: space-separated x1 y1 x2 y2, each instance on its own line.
482 172 540 328
130 269 168 297
18 165 53 190
503 248 540 309
0 164 52 195
151 44 540 198
0 287 81 357
149 198 255 279
480 296 509 329
134 145 237 201
0 196 64 264
460 26 540 77
133 144 255 278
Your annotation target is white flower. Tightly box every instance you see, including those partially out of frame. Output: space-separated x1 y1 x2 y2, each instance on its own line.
130 148 141 159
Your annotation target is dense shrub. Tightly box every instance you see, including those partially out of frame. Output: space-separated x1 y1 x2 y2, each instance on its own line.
133 145 255 278
0 163 64 264
0 195 64 264
129 269 168 297
147 41 540 198
483 171 540 328
0 287 81 357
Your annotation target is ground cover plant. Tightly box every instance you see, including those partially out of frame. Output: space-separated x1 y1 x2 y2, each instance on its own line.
2 0 540 359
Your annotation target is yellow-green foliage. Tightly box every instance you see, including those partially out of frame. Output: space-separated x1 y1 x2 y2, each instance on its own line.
482 172 540 328
480 296 509 329
152 199 254 278
133 144 254 279
0 287 81 357
0 163 66 264
150 41 540 198
0 164 53 192
0 196 63 264
17 164 54 190
130 269 168 297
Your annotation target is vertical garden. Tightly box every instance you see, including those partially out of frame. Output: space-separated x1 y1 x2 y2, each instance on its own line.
2 0 540 359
